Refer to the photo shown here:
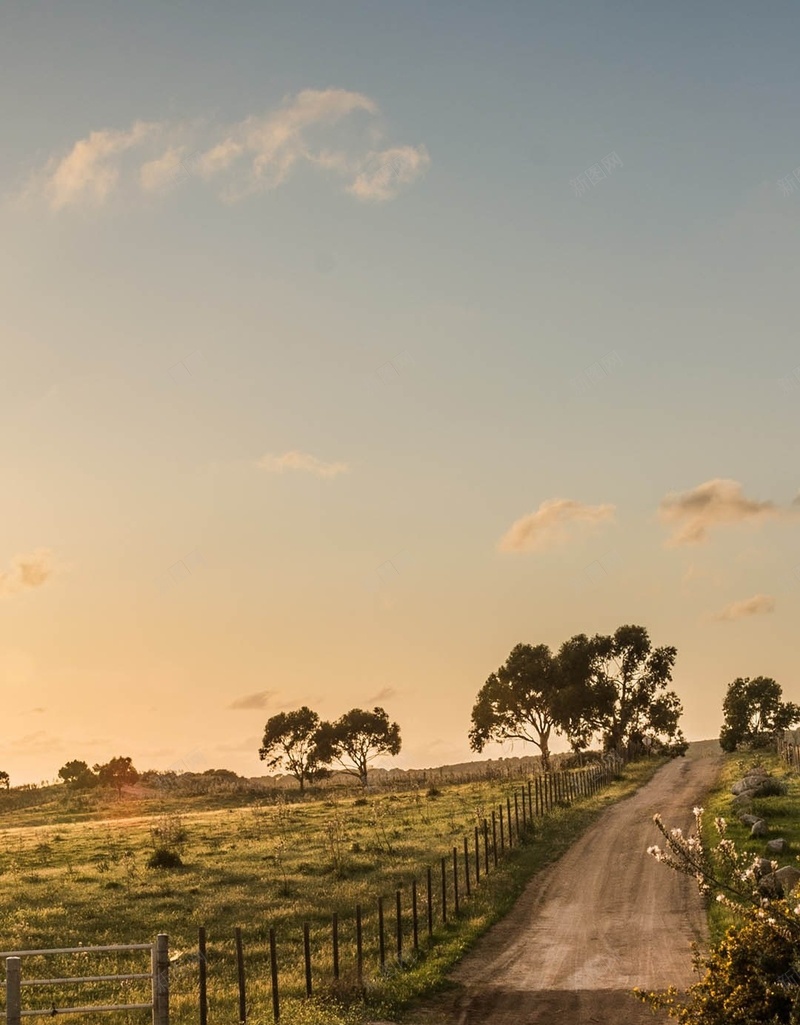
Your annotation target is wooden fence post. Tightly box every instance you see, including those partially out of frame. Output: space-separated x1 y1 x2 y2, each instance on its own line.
507 797 513 845
355 905 363 989
332 913 339 980
269 928 280 1022
198 928 208 1025
378 897 386 967
474 826 480 884
303 923 312 997
452 847 460 916
441 857 448 923
483 819 490 874
412 878 419 951
463 836 471 896
396 890 403 964
235 927 246 1022
153 934 169 1025
514 792 520 836
499 806 505 852
528 780 533 821
426 867 434 937
6 957 21 1025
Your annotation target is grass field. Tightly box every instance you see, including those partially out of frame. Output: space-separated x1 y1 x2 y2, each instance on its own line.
699 747 800 946
0 758 667 1025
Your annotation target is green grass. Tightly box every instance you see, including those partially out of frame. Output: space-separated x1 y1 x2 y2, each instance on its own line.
700 748 800 946
0 759 666 1025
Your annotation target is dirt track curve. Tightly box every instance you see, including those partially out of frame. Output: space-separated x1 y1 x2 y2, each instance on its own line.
410 740 724 1025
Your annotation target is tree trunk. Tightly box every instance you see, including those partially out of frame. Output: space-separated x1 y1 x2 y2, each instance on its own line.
539 733 551 773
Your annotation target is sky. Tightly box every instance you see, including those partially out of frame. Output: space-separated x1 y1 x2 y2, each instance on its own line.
3 1 800 786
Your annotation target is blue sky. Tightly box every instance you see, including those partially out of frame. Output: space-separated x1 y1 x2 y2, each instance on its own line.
2 1 800 784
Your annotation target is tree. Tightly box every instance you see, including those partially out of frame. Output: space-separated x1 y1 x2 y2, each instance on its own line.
93 756 139 797
719 676 800 752
316 707 401 787
0 771 9 790
469 643 565 771
559 624 685 755
258 707 330 792
57 760 97 789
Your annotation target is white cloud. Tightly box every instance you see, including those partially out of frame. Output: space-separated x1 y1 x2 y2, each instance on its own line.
0 549 55 597
498 499 616 553
658 478 793 546
714 593 776 621
20 89 428 210
257 450 350 479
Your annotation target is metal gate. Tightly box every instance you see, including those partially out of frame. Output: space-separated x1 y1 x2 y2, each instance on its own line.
2 935 168 1025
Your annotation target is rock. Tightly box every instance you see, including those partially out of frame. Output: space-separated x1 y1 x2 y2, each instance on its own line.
754 857 775 878
740 814 761 826
759 865 800 898
767 838 789 854
750 820 768 837
732 779 758 795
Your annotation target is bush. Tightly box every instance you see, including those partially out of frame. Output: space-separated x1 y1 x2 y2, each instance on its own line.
146 848 183 870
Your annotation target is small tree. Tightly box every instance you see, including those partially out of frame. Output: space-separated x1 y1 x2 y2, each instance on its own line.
719 676 800 752
317 707 401 787
469 643 564 771
58 760 97 789
93 756 139 797
0 771 9 790
258 707 330 792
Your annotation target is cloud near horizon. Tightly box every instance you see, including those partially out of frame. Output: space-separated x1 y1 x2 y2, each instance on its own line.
227 690 276 711
715 593 776 621
19 89 430 210
658 478 795 546
257 450 350 478
498 499 616 553
0 549 55 597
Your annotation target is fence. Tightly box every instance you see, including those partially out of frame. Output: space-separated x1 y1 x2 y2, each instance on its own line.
2 937 168 1025
776 734 800 768
2 753 627 1025
189 753 626 1022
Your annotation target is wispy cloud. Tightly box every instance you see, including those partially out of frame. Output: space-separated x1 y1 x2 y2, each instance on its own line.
257 450 350 478
0 549 55 597
714 593 776 621
19 89 429 210
658 478 794 546
228 690 276 711
498 499 616 553
365 687 398 704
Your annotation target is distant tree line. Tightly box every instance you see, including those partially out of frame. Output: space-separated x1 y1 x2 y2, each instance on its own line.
57 756 139 795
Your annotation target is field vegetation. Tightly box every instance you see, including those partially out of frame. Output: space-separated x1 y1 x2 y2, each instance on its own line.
0 756 666 1025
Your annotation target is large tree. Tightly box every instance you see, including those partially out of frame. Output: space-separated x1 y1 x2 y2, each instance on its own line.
719 676 800 752
58 760 97 789
0 771 9 790
93 756 139 797
316 707 401 787
469 643 564 771
559 624 685 755
258 706 330 792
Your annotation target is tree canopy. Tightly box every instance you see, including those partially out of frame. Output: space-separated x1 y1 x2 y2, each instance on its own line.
316 706 401 787
558 624 685 755
93 756 139 797
719 676 800 752
258 706 330 791
0 771 9 790
469 643 564 770
58 760 97 788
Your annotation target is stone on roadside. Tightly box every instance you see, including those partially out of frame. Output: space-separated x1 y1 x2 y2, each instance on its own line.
767 838 789 854
750 820 768 837
759 865 800 898
740 814 761 826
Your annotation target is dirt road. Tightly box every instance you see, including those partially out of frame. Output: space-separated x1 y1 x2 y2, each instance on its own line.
412 740 724 1025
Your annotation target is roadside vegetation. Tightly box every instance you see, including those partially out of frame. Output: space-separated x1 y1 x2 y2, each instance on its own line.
0 756 666 1025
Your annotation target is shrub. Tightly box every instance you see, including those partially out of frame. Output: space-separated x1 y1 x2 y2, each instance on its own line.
146 848 183 870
